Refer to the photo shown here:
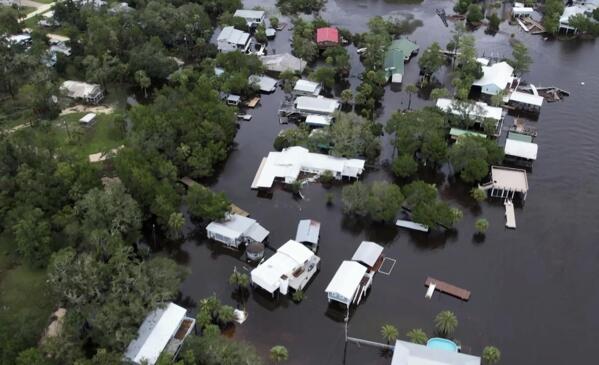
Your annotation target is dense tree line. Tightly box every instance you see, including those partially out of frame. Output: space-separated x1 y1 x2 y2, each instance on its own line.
342 180 462 228
274 112 381 161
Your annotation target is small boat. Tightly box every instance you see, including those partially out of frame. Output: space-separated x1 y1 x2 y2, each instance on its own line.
237 114 252 121
396 219 429 232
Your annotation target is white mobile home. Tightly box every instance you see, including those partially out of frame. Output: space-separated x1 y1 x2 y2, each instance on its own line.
260 53 307 73
124 303 195 365
251 146 365 189
251 240 320 296
504 138 538 163
217 26 251 53
325 261 370 307
293 79 322 96
295 96 340 116
233 9 265 28
206 214 269 248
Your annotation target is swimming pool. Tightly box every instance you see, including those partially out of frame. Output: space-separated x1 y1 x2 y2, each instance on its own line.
426 338 459 352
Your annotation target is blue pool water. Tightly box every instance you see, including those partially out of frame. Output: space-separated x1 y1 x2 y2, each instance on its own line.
426 338 459 352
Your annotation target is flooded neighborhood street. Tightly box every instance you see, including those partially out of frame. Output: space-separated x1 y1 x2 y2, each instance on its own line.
173 1 599 363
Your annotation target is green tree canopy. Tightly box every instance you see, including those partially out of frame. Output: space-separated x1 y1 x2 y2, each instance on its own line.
342 181 404 222
186 184 230 221
449 135 504 183
418 42 445 77
434 310 458 336
509 40 533 75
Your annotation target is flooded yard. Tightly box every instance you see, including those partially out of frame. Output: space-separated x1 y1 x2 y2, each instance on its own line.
171 0 599 363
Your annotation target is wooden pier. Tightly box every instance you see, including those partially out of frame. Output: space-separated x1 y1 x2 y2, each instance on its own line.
425 277 471 301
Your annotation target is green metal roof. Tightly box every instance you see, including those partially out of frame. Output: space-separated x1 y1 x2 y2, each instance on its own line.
507 131 533 143
384 48 405 79
449 128 487 139
389 38 419 58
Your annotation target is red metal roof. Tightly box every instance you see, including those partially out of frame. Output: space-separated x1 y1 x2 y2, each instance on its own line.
316 27 339 44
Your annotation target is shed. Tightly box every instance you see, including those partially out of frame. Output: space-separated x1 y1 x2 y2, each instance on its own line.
249 75 278 93
325 261 368 307
295 219 321 246
265 28 276 38
293 79 322 96
316 27 340 46
227 94 241 106
504 139 538 161
79 113 97 126
124 303 195 365
351 241 384 270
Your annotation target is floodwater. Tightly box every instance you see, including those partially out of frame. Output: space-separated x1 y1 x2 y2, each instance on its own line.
171 0 599 364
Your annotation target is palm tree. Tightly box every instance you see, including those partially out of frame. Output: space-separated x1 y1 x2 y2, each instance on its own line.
134 70 151 98
167 212 185 239
405 84 418 110
434 310 458 337
270 345 289 362
217 305 236 325
229 268 250 292
340 89 354 105
482 346 501 364
406 328 428 344
380 324 399 344
475 218 489 234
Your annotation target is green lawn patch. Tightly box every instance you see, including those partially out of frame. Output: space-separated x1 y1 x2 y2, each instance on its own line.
51 112 126 159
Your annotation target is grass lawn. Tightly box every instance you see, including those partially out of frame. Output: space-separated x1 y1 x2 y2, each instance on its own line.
52 112 126 159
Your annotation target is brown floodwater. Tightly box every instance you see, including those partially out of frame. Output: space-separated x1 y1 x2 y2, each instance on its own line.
168 1 599 364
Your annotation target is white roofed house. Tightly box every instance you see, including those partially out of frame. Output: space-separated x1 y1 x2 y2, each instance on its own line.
295 96 340 116
325 261 369 307
233 9 266 28
504 138 538 166
480 166 529 200
251 240 320 297
391 340 481 365
436 98 504 136
60 81 104 104
249 75 278 93
217 26 251 53
261 53 307 74
325 241 384 307
251 146 366 189
508 90 544 113
206 214 269 248
293 79 322 96
472 61 518 96
124 302 196 365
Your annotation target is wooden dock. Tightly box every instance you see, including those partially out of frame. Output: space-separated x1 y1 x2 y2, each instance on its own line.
425 277 471 301
504 199 516 229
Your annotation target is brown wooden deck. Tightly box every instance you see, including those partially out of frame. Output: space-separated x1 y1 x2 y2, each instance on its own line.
425 277 471 301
